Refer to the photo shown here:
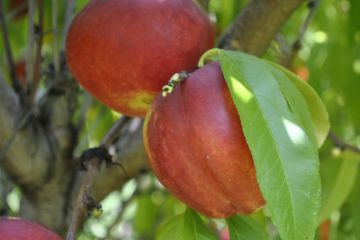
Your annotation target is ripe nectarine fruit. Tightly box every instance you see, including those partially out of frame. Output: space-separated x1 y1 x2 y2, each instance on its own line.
144 62 264 218
66 0 214 117
0 217 62 240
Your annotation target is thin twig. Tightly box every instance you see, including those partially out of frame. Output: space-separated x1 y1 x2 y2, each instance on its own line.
52 0 60 76
328 131 360 155
273 1 360 155
29 0 45 103
66 158 100 240
281 0 319 67
100 116 132 148
62 0 76 47
196 0 210 11
26 0 36 92
66 116 131 240
76 92 93 131
0 2 21 94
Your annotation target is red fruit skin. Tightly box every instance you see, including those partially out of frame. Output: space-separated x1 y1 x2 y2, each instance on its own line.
144 62 265 218
319 220 330 240
66 0 214 117
0 217 62 240
9 0 28 20
219 228 230 240
295 66 309 81
15 60 27 88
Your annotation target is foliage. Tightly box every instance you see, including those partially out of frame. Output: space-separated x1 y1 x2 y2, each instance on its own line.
218 50 323 240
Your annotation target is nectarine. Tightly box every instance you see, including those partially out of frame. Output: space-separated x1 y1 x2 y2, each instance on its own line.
144 62 264 218
0 217 62 240
66 0 214 117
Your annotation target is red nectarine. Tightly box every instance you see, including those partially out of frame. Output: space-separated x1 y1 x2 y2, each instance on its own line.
66 0 214 117
144 62 264 218
0 217 62 240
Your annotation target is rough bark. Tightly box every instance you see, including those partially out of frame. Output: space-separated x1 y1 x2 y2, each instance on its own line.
219 0 306 55
0 75 53 188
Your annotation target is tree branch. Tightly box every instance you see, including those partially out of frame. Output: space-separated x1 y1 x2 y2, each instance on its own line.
0 2 21 94
26 0 36 93
196 0 210 11
0 75 53 188
328 132 360 155
93 118 149 200
62 0 76 47
280 0 319 67
28 0 45 104
66 116 133 240
219 0 307 56
52 0 60 75
268 1 359 158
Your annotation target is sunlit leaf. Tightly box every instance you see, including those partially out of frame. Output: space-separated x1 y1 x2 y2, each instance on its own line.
265 64 318 149
268 63 330 148
206 49 322 240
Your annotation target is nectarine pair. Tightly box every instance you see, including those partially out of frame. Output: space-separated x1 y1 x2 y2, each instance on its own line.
66 0 264 218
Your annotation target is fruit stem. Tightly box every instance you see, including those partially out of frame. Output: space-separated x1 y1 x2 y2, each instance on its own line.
162 71 190 97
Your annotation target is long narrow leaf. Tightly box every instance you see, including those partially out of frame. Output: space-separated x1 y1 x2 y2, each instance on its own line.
265 64 318 149
218 50 321 240
319 151 360 223
268 63 330 148
351 168 360 240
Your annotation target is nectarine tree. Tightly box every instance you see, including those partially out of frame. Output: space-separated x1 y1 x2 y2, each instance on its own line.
0 0 359 240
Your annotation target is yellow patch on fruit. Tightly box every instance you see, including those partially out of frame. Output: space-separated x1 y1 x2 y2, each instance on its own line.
129 92 154 110
120 91 155 113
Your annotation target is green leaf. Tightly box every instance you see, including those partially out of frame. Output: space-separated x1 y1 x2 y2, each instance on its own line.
226 215 267 240
156 214 184 240
183 209 217 240
134 195 158 235
156 209 217 240
268 63 330 148
265 64 318 149
318 151 360 223
350 168 360 240
216 50 321 240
